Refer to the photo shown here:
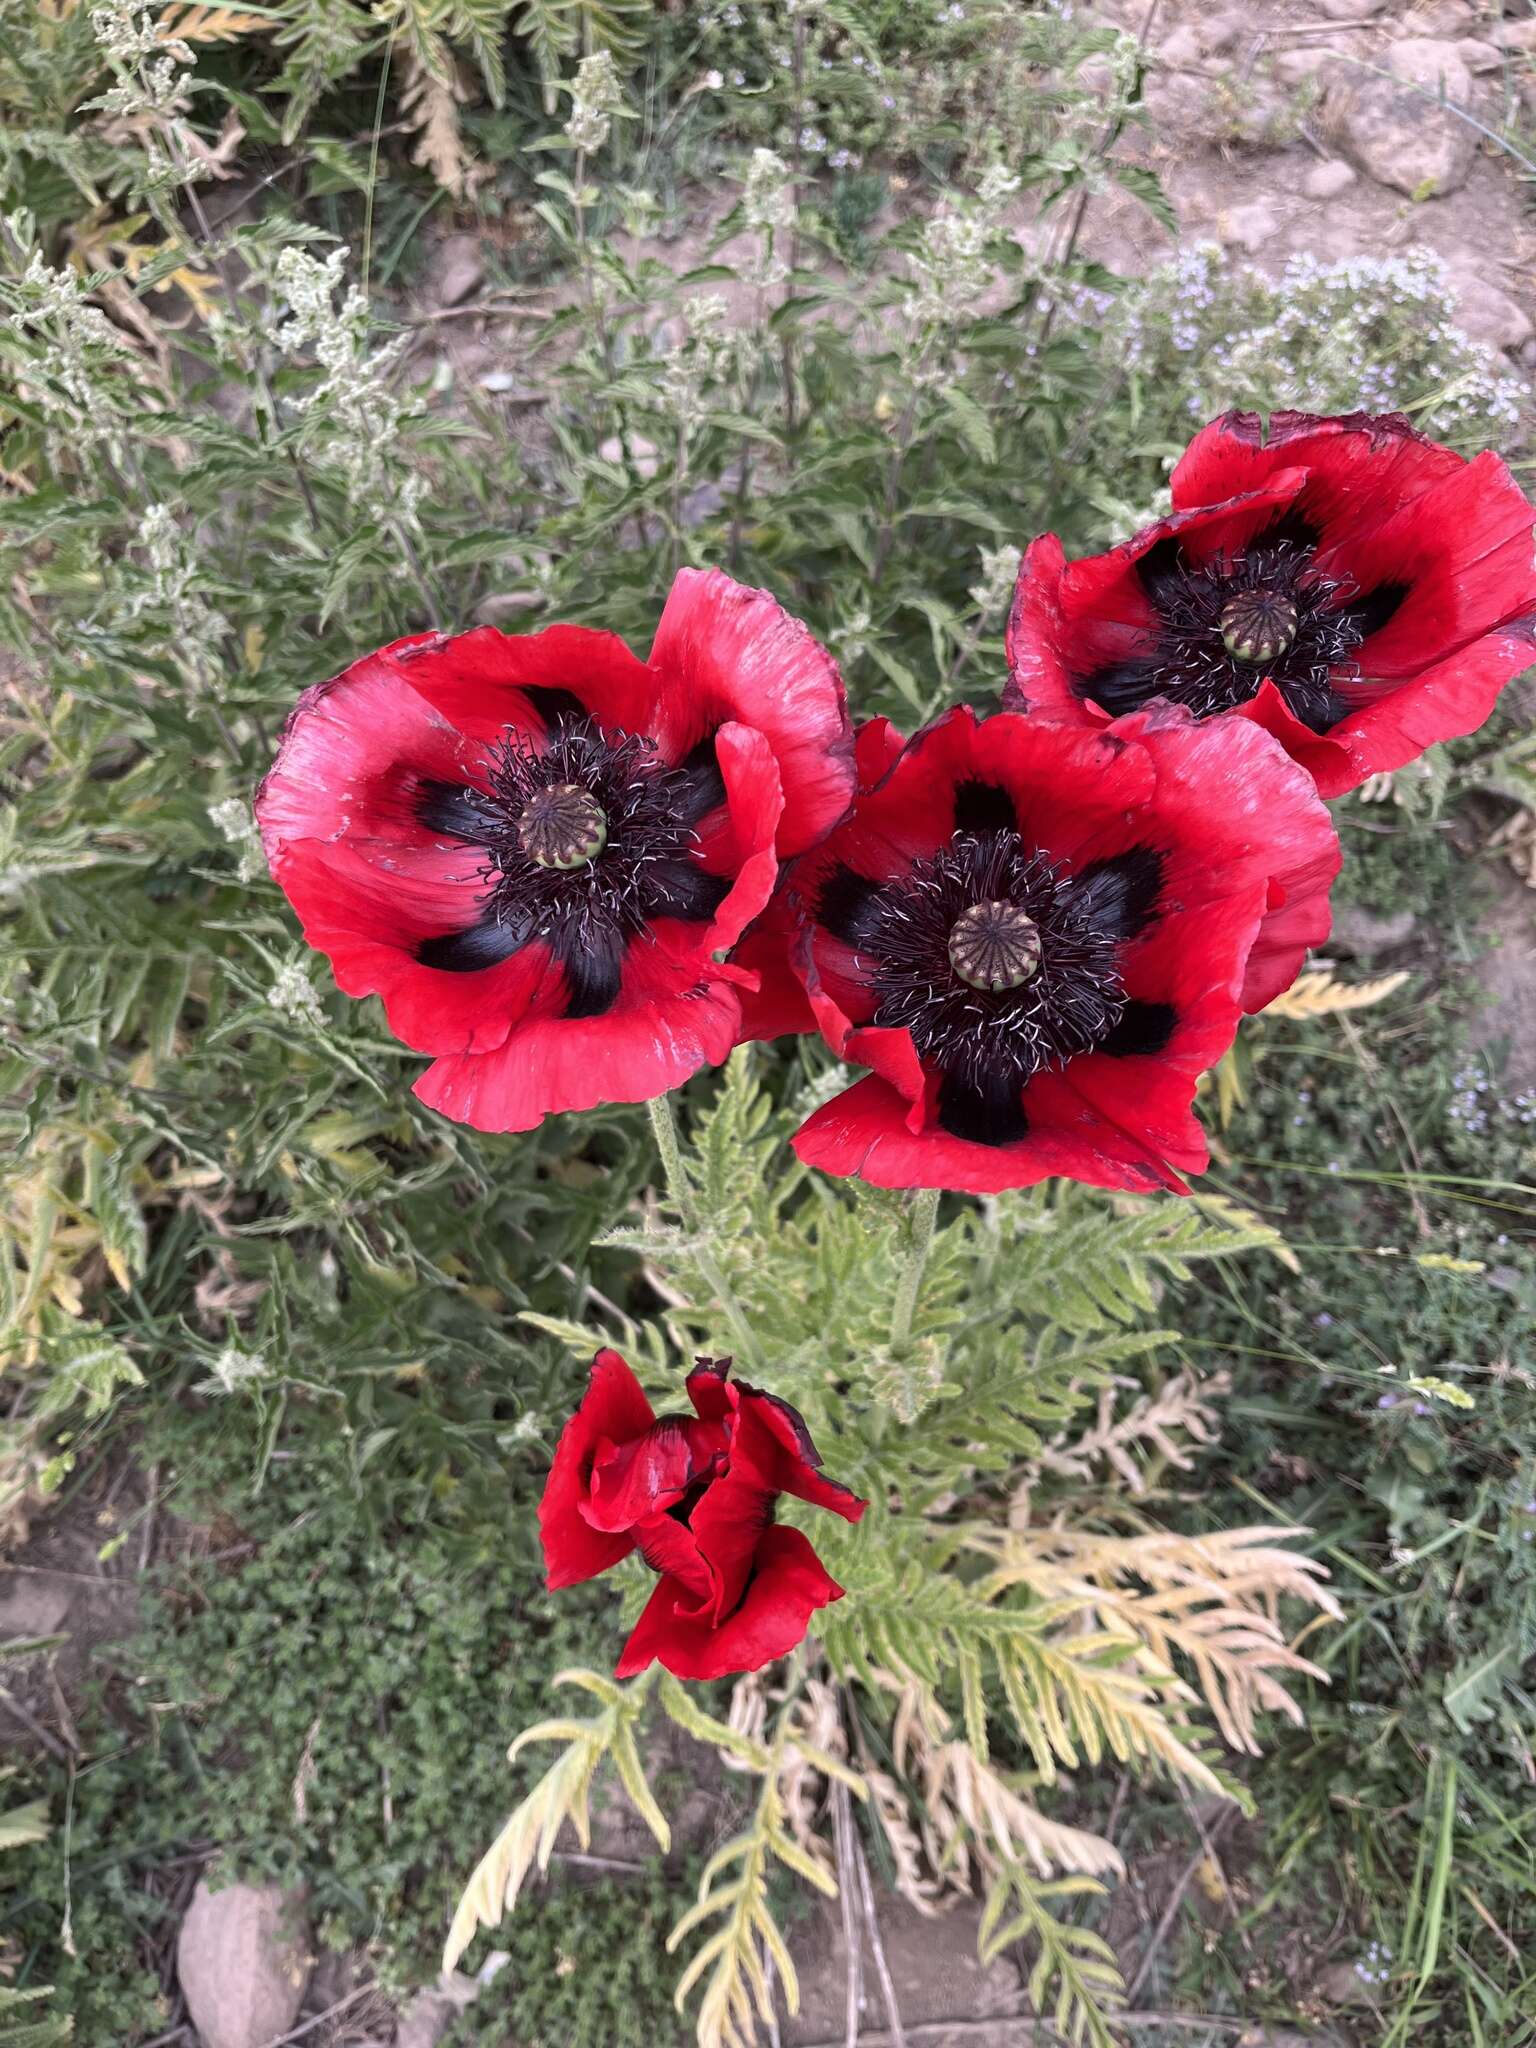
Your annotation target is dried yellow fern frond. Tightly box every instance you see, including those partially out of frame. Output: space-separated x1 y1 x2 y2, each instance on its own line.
1262 969 1409 1020
156 4 273 40
668 1742 834 2048
1021 1369 1229 1509
443 1668 666 1972
976 1524 1341 1757
399 50 474 199
889 1681 1124 1890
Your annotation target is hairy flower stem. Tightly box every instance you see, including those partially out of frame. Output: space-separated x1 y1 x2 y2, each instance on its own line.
646 1093 766 1370
889 1185 941 1353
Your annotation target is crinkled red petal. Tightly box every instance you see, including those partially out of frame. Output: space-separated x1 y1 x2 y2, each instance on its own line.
539 1351 655 1590
614 1526 844 1680
649 568 855 856
583 1416 729 1533
412 967 743 1133
734 1391 868 1522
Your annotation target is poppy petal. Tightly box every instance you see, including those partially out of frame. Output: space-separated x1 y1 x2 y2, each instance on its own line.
412 972 744 1133
614 1526 845 1680
649 568 855 856
382 622 661 748
584 1418 726 1533
539 1351 656 1590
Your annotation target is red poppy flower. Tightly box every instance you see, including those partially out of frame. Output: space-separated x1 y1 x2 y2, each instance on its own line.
1005 410 1536 798
539 1351 866 1681
732 717 906 1043
255 570 853 1131
789 703 1339 1195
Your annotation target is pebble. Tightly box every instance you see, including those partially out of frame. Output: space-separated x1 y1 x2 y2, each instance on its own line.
1446 269 1535 352
177 1881 311 2048
1222 199 1282 252
1457 36 1505 73
430 233 485 309
1304 158 1358 199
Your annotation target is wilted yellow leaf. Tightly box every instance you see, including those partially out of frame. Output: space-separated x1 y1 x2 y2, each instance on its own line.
1263 970 1409 1021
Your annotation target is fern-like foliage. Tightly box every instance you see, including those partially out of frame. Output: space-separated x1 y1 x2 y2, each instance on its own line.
819 1527 1226 1795
0 1988 73 2048
443 1668 667 1971
590 1051 1287 1499
668 1761 831 2048
979 1866 1126 2048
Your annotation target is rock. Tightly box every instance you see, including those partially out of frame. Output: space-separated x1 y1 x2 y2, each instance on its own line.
1386 35 1477 90
1304 157 1358 198
394 1971 484 2048
1446 269 1533 351
1330 904 1418 956
1275 45 1332 85
1201 14 1247 56
1327 40 1477 196
1163 14 1243 64
429 233 484 309
1494 19 1536 51
1468 864 1536 1090
1160 25 1207 68
1316 1959 1380 2008
1222 199 1282 252
0 1576 72 1640
1142 68 1213 132
473 589 545 625
1317 0 1384 15
1457 36 1504 73
177 1881 311 2048
680 480 726 524
1415 0 1478 30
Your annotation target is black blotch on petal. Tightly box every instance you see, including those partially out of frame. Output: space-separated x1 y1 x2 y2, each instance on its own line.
953 779 1018 836
520 685 588 731
417 919 527 972
673 733 727 826
936 1066 1028 1147
1335 579 1408 645
642 859 732 923
1099 1000 1178 1058
552 923 625 1018
1134 536 1187 613
1067 848 1165 943
1289 681 1354 736
818 864 886 950
1248 505 1325 558
415 779 500 843
1074 659 1163 716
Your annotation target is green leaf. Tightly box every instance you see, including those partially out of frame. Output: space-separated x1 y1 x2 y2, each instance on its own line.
938 386 998 464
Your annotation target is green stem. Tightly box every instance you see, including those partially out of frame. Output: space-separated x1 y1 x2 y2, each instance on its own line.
889 1185 941 1353
646 1094 766 1370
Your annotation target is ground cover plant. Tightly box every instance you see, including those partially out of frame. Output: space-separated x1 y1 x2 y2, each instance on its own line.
2 4 1534 2045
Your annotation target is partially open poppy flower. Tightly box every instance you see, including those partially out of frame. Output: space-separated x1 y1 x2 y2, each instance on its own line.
539 1351 866 1681
1005 410 1536 798
789 703 1339 1195
255 570 853 1132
